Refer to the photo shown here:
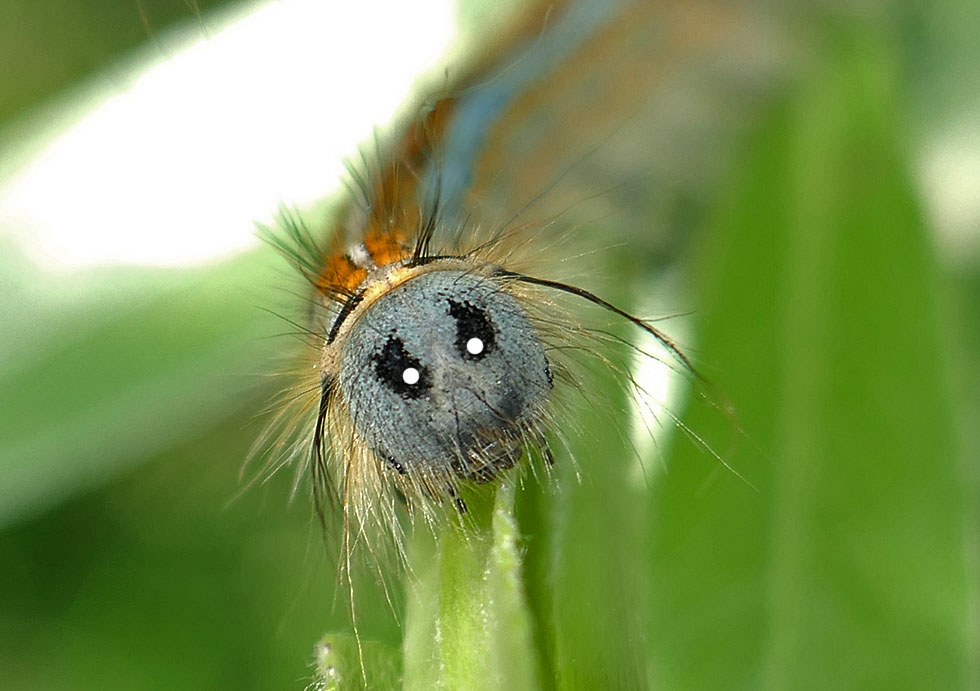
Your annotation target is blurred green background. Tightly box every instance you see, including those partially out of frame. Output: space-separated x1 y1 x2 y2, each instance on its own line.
1 0 978 689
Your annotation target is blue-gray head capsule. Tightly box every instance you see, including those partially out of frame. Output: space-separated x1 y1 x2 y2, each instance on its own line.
338 269 552 480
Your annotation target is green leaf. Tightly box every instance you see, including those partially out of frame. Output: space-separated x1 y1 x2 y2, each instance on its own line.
0 0 238 126
0 251 282 527
648 21 972 690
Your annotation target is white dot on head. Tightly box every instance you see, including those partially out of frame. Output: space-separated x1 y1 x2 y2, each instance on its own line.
402 366 420 385
466 337 484 355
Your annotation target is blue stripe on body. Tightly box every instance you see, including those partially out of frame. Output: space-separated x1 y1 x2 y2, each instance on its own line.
423 0 627 224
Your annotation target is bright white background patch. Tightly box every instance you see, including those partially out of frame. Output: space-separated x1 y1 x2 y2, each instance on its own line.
919 115 980 265
0 0 456 271
466 337 484 355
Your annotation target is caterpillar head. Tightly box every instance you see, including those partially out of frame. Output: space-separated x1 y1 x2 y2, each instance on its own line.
336 267 552 484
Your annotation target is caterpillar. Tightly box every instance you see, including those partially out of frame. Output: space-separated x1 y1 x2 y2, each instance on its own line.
254 0 750 574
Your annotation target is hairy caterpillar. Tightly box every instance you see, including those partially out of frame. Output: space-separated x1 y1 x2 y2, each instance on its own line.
253 0 752 586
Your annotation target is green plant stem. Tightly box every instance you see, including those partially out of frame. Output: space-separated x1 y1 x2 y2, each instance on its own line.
403 477 541 691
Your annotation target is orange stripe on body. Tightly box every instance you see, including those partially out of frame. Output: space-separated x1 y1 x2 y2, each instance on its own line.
316 254 368 296
363 230 412 267
314 98 460 297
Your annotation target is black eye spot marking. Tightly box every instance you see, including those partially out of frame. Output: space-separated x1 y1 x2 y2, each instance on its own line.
371 335 430 400
447 299 496 361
